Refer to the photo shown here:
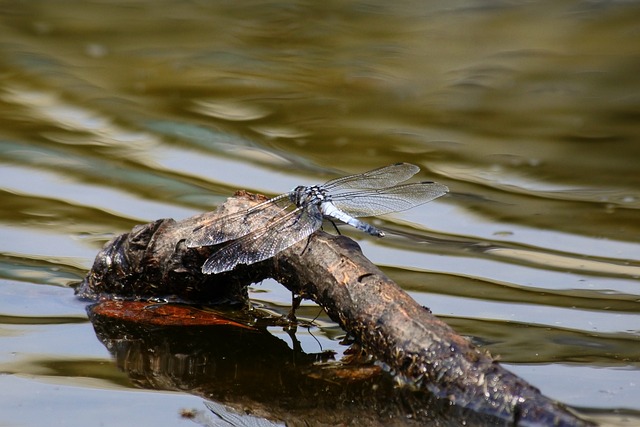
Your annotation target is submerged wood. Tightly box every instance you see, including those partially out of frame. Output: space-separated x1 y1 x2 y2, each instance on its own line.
77 192 593 427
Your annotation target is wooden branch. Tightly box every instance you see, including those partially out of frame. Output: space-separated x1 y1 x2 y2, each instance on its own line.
77 192 593 427
77 192 270 305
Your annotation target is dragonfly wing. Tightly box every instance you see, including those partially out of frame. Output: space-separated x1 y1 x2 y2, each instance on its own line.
322 162 420 191
201 204 324 274
186 193 293 247
331 181 448 217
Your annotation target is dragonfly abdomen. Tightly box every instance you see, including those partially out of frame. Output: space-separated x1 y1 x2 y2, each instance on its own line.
320 201 384 237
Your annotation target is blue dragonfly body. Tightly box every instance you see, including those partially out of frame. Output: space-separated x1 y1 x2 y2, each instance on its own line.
186 163 448 274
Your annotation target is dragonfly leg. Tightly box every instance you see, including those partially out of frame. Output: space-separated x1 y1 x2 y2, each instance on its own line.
299 234 314 256
287 293 302 322
329 220 341 235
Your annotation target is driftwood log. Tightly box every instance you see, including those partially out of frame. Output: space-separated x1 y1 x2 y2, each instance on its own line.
77 191 594 427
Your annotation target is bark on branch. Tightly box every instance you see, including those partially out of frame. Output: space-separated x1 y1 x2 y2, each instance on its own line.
77 192 593 427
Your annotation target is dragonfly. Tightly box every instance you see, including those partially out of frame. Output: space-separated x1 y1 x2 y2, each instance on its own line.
186 162 448 274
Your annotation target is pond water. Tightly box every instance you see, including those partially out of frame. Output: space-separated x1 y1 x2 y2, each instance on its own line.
1 1 639 426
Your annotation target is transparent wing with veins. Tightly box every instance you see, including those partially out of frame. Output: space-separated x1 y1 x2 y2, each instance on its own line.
201 203 324 274
330 181 449 218
185 193 293 247
322 162 420 191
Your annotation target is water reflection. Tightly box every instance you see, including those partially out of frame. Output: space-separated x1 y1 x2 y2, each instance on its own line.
86 301 508 427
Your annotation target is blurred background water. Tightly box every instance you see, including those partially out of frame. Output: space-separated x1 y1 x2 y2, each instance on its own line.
0 1 639 426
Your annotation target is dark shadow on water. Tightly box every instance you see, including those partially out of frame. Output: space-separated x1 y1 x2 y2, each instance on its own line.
87 302 509 427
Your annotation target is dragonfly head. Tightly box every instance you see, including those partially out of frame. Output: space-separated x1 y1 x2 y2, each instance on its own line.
290 185 307 205
290 185 328 207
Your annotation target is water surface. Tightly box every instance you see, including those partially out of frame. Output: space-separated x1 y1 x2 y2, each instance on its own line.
1 1 639 426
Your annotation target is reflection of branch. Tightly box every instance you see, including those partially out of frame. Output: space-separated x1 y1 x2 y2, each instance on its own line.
78 192 593 426
88 301 497 426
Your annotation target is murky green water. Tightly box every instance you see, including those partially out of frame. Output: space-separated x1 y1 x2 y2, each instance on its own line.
1 1 639 425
